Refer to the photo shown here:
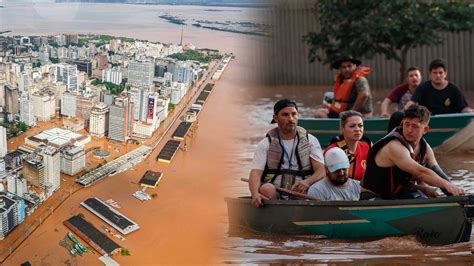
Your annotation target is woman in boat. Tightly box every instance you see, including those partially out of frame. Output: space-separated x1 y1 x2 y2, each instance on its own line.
325 110 372 181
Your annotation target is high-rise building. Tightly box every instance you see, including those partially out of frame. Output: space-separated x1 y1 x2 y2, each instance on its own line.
130 87 149 122
16 177 27 198
102 68 122 85
20 98 36 127
56 64 78 92
6 175 16 194
32 91 55 121
172 61 193 84
65 34 78 45
97 54 108 70
40 146 60 192
89 102 109 137
108 95 134 143
0 127 7 158
5 151 23 171
60 146 85 176
147 92 160 130
0 158 6 180
0 81 6 107
170 87 181 105
57 47 68 59
155 63 167 77
76 94 99 128
0 193 26 240
61 92 77 117
5 85 19 116
128 61 154 87
18 73 29 93
73 60 92 77
22 154 45 189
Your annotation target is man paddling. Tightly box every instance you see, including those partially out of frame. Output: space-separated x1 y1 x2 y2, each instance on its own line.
361 104 464 200
249 99 326 208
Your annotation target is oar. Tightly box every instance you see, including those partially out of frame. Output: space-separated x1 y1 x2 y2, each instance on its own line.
240 178 319 201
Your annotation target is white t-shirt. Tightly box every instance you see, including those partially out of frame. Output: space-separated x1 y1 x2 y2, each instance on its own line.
251 133 324 186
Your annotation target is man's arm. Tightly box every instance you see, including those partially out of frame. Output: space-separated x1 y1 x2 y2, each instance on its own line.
249 169 268 208
351 90 369 112
386 141 464 195
351 77 370 112
292 159 325 193
380 98 392 117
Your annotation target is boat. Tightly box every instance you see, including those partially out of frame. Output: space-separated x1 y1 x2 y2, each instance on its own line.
298 113 474 151
225 195 474 245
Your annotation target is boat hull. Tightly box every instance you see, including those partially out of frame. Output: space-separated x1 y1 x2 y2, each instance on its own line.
298 113 474 149
225 196 474 245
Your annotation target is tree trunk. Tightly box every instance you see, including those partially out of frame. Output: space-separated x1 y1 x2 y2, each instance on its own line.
399 45 411 84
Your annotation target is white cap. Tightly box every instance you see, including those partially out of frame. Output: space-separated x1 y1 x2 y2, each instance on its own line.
324 147 350 173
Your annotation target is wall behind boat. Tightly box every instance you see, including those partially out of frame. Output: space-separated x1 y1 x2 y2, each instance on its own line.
259 0 474 93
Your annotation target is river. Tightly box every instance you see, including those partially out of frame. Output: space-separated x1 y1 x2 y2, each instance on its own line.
2 2 474 264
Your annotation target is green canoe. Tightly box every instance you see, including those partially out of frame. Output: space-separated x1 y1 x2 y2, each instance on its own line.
225 195 474 245
298 113 474 151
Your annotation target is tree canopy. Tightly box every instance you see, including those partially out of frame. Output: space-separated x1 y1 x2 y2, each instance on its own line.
304 0 474 82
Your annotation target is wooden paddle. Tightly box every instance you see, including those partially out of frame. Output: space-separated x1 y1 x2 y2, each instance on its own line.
240 178 319 201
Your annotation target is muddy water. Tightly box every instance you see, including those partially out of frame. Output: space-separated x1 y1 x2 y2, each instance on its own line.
3 2 474 264
222 85 474 264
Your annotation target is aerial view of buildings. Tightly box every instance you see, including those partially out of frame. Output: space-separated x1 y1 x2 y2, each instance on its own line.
0 29 230 261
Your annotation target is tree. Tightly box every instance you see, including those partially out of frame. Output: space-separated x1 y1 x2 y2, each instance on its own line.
16 122 28 133
304 1 474 83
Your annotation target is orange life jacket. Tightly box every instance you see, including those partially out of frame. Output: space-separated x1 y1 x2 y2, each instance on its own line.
328 66 372 114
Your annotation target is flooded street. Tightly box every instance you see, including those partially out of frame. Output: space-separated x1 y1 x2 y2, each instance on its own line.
2 2 474 264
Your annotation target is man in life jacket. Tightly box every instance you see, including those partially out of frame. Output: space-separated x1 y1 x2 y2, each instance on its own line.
361 104 464 200
249 99 326 208
314 55 373 118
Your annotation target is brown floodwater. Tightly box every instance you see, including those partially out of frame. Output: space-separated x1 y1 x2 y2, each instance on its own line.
3 3 474 264
222 85 474 264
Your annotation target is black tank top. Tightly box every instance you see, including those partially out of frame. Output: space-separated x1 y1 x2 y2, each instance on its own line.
361 127 427 199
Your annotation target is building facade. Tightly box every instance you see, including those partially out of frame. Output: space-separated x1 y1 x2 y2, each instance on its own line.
32 91 55 121
60 145 86 176
89 102 109 138
0 193 26 240
61 92 77 117
128 61 154 87
102 68 122 85
108 95 134 143
20 98 36 127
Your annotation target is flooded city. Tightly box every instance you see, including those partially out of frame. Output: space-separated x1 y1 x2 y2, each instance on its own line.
1 1 474 264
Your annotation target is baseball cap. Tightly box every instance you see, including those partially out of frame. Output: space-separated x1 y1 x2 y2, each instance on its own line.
324 147 350 173
270 99 298 124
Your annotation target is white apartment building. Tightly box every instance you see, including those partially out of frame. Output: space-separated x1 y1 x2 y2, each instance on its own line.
102 68 122 85
60 146 85 176
32 91 55 121
89 102 109 138
20 98 36 127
